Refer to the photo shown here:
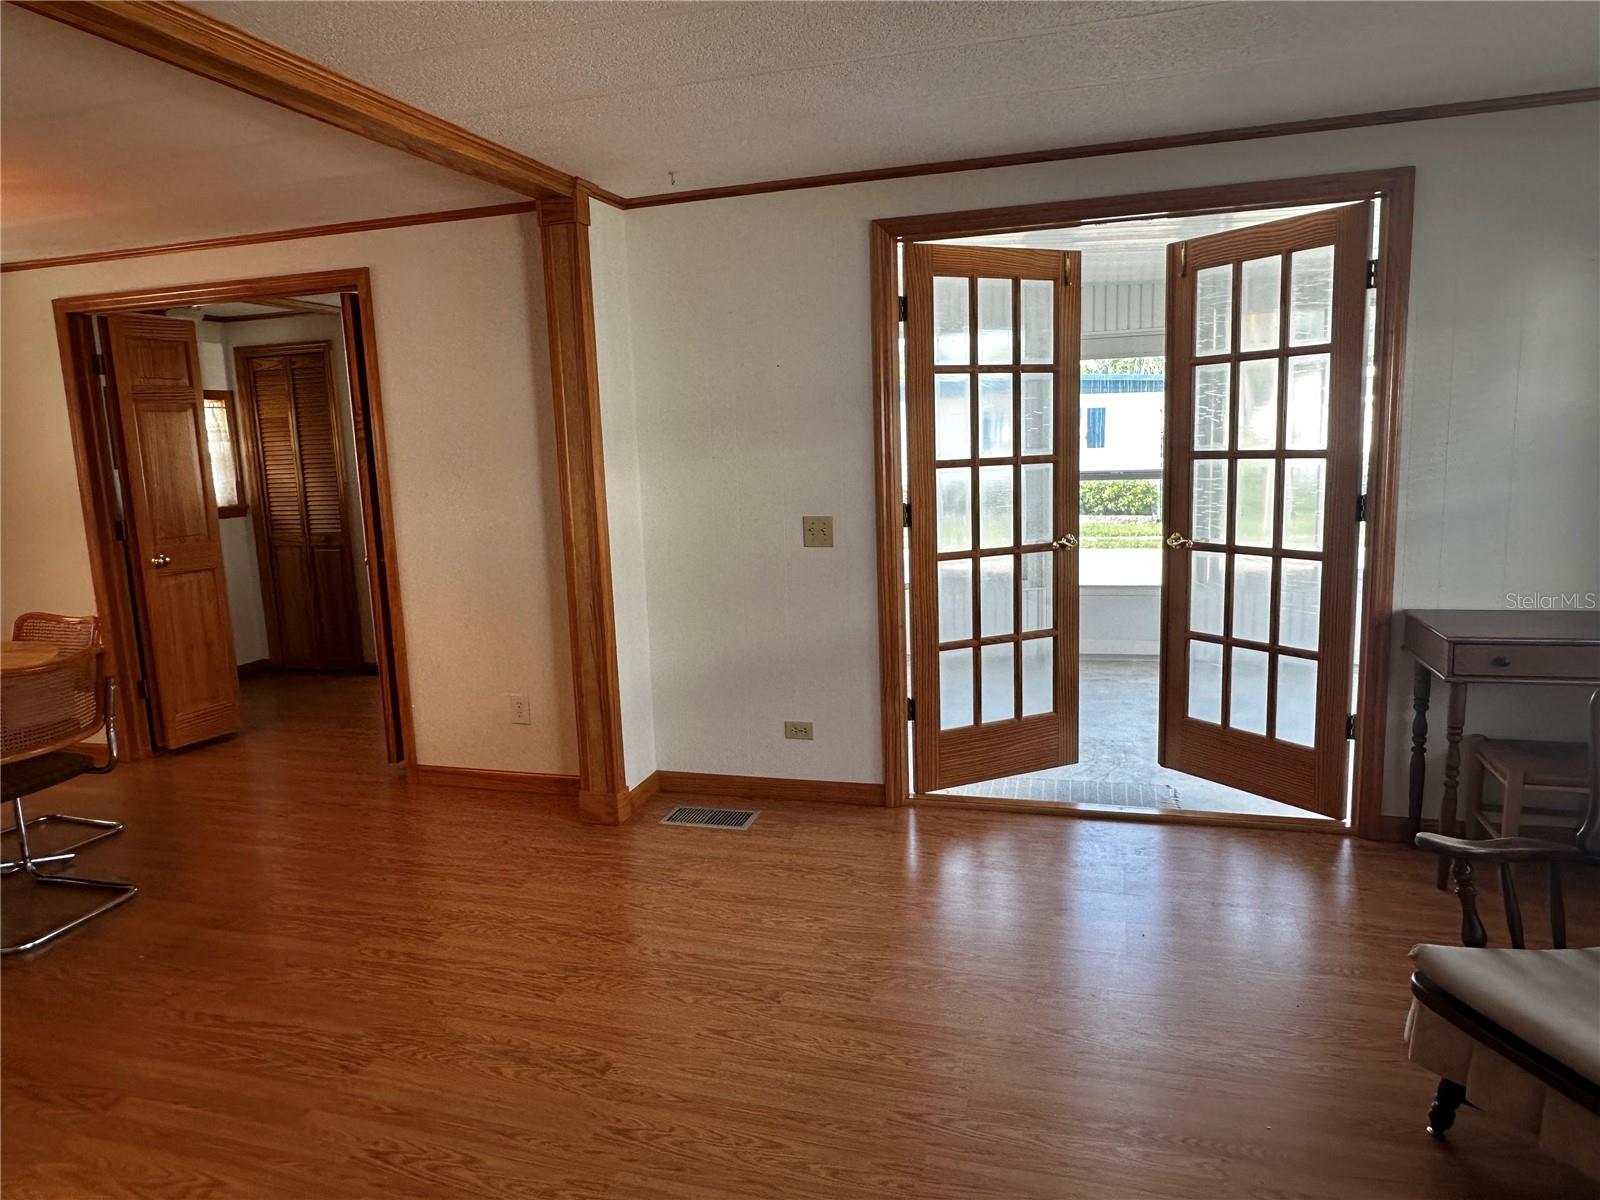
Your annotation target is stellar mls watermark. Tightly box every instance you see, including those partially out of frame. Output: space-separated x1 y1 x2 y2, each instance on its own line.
1504 591 1598 610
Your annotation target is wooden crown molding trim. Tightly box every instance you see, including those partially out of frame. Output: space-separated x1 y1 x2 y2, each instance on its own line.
16 1 573 199
0 200 540 274
620 88 1598 209
415 765 580 797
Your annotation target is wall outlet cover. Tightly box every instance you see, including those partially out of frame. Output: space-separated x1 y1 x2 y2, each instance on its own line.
783 721 814 741
801 516 833 548
509 693 532 725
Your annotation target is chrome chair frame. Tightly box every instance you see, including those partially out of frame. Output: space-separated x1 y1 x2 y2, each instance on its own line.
2 675 138 957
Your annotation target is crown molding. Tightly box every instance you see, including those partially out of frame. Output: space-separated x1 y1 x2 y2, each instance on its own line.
15 0 573 199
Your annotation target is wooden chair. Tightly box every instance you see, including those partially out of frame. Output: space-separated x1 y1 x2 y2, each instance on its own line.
1406 689 1600 1179
2 613 125 875
1460 735 1589 840
1 617 137 956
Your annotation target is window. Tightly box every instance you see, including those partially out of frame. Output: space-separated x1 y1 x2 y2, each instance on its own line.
1085 407 1106 449
203 389 246 517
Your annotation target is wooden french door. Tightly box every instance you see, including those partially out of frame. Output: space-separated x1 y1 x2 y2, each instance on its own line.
1159 204 1370 817
101 314 244 748
236 341 364 671
907 244 1082 791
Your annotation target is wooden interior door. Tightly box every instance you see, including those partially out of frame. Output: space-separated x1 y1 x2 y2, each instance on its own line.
907 243 1082 791
1159 204 1370 817
102 314 243 748
237 342 364 671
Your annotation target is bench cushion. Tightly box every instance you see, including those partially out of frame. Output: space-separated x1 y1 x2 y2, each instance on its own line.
1411 944 1600 1084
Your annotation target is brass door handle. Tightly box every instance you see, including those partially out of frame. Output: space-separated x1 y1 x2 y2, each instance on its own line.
149 554 172 568
1165 532 1194 549
1051 534 1078 550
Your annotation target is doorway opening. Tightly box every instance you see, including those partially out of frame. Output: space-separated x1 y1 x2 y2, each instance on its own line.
874 171 1414 836
51 270 412 767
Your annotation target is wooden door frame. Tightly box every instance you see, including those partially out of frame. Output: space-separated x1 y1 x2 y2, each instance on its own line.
231 338 364 671
870 168 1415 839
50 267 415 766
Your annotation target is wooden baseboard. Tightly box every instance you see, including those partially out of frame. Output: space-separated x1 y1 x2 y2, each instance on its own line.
1377 815 1440 843
414 764 579 797
655 771 885 806
237 659 272 676
624 771 663 811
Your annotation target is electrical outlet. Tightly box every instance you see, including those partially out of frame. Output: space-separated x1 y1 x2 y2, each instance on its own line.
801 516 833 548
508 693 532 725
783 721 814 741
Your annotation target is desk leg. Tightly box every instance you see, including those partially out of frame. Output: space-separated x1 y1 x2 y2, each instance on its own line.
1435 682 1469 891
1407 662 1431 840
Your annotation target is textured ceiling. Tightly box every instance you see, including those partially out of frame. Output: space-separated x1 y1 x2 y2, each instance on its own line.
0 6 521 262
196 0 1599 197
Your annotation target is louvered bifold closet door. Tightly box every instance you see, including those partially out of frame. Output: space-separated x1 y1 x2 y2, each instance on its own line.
244 344 363 670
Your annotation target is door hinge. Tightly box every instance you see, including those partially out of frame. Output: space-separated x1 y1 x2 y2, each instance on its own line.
903 501 912 529
1346 714 1357 740
91 352 107 377
1355 493 1367 522
113 518 128 543
907 698 916 722
1365 259 1378 289
1177 242 1188 277
898 295 908 322
135 678 149 701
1063 259 1071 286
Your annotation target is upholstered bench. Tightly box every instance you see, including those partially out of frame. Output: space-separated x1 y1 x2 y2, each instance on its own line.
1406 945 1599 1179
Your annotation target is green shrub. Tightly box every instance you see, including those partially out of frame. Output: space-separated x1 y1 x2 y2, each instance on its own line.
1079 479 1160 516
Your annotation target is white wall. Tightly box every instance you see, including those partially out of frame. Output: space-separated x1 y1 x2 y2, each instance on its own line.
1 214 578 776
590 202 659 788
219 312 377 666
609 104 1600 810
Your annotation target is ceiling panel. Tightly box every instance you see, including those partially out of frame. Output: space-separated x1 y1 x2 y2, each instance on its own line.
196 0 1598 197
0 6 522 263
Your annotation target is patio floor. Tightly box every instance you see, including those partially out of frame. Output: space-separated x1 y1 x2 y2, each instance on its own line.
937 656 1325 821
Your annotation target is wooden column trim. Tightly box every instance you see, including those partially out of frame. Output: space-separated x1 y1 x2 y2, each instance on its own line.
871 223 910 807
537 189 630 823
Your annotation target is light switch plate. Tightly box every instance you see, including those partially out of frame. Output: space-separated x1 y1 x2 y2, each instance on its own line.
783 721 814 741
802 516 833 548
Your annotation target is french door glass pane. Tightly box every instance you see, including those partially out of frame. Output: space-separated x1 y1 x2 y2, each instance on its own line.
1229 646 1269 735
1286 354 1330 449
1276 656 1318 746
1282 459 1327 551
936 468 971 551
1289 246 1335 346
1021 637 1052 716
1238 359 1279 450
1195 265 1233 355
1235 459 1276 548
1020 552 1052 631
937 560 973 642
978 279 1013 364
1020 373 1053 453
1189 550 1225 635
1020 280 1053 364
1233 554 1273 643
934 277 970 365
1193 460 1228 544
981 643 1015 722
1279 559 1322 650
935 375 971 459
980 556 1014 637
978 374 1013 456
978 466 1013 548
1021 464 1052 545
1193 363 1231 450
1188 640 1222 723
939 648 973 729
1239 256 1282 351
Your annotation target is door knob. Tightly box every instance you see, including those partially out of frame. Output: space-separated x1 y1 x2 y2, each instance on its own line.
1165 532 1194 549
149 554 172 568
1051 534 1078 550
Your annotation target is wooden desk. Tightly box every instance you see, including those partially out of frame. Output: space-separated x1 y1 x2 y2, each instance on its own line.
1402 610 1600 867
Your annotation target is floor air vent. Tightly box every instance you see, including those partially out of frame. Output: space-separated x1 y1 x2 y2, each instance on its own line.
660 806 759 831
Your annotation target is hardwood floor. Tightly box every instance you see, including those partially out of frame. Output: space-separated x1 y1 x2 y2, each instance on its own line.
3 673 1594 1198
